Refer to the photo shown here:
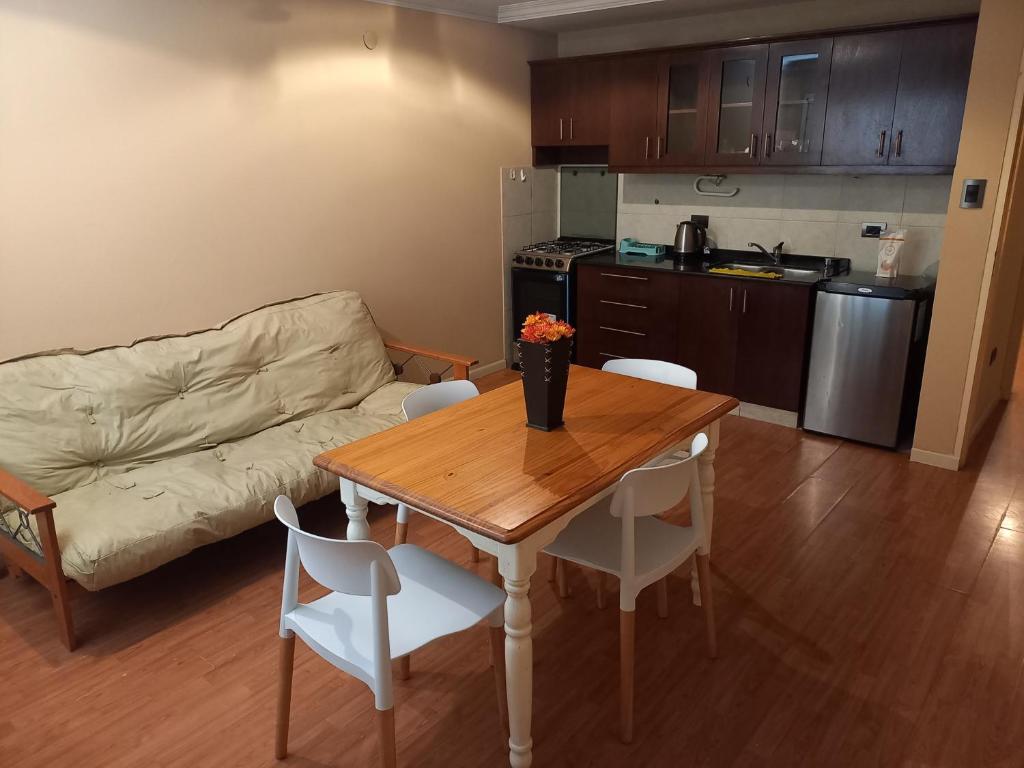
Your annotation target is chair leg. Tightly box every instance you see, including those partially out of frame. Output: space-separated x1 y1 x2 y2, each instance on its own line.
619 609 636 744
546 555 558 582
397 656 411 681
556 559 569 598
275 634 296 760
596 572 606 610
470 543 480 563
377 706 397 768
656 577 669 619
489 625 510 745
696 553 717 658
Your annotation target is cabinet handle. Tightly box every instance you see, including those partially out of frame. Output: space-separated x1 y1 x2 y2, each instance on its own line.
729 287 734 312
569 118 574 141
750 133 758 159
656 136 662 159
644 136 650 160
600 326 647 337
600 299 648 309
600 272 648 281
765 133 772 158
599 352 626 359
559 118 564 142
894 129 903 158
876 129 887 157
742 290 748 314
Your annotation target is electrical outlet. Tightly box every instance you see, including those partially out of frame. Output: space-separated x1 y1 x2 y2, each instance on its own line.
690 214 710 228
861 222 886 238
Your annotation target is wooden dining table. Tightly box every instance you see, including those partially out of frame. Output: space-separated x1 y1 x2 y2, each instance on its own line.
314 364 737 767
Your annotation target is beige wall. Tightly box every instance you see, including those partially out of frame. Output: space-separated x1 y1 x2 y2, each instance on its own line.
558 0 978 57
911 0 1024 468
0 0 554 366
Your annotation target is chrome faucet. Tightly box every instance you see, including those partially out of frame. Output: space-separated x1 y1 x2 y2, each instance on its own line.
748 241 785 264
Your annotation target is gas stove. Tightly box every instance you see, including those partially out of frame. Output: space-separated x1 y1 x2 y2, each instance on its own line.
512 239 614 272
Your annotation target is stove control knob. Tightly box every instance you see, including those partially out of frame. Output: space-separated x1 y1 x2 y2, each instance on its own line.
555 259 565 269
513 255 524 264
545 258 554 267
524 256 534 265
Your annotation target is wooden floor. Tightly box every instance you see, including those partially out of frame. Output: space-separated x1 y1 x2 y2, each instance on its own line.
3 360 1024 767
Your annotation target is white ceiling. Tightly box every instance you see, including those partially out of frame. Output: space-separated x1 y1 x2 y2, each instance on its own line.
364 0 801 33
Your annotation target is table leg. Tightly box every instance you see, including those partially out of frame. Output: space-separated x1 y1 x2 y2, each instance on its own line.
340 479 371 541
692 418 720 606
499 546 537 768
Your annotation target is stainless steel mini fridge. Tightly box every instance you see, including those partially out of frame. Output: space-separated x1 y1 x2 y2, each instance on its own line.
802 272 934 448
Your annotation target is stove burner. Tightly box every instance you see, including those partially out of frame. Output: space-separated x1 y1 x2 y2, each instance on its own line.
514 239 613 271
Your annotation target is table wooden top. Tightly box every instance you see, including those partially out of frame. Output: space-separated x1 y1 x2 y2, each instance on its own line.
314 365 737 544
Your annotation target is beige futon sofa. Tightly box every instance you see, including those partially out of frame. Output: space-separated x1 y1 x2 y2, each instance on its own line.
0 291 475 649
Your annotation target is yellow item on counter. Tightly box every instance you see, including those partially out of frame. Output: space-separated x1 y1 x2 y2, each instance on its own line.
708 267 782 279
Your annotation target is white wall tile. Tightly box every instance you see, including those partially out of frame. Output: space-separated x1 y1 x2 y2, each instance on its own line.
837 175 906 223
617 212 681 245
531 210 558 242
901 226 945 277
835 222 881 272
502 213 532 257
902 175 953 227
780 175 842 221
500 167 532 218
711 218 782 251
778 220 838 257
533 168 558 214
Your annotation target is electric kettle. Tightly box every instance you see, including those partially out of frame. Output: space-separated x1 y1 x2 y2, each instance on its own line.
674 221 707 255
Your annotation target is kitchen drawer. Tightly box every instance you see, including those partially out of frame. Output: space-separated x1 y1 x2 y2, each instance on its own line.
576 322 676 368
578 264 676 305
578 298 665 336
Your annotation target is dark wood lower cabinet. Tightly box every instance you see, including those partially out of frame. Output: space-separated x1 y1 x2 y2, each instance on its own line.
677 277 738 397
732 281 815 411
577 266 815 412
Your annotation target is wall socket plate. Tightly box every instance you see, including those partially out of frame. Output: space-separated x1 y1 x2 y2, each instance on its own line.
861 222 887 238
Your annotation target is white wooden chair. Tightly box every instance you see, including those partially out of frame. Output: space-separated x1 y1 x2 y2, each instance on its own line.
273 495 508 767
549 358 699 601
542 434 716 743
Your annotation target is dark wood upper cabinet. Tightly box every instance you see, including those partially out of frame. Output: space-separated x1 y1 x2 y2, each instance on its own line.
761 38 834 166
656 51 710 166
889 21 976 167
530 60 610 147
532 17 977 172
571 59 611 145
704 44 769 167
609 54 662 167
821 30 903 166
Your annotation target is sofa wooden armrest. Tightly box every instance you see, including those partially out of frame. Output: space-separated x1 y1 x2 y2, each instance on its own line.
384 340 478 381
0 468 75 650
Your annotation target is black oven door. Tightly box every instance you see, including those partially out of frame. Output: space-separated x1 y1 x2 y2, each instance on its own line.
511 267 574 359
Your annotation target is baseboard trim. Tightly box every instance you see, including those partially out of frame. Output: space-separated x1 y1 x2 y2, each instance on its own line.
736 402 799 428
909 447 961 471
470 359 508 380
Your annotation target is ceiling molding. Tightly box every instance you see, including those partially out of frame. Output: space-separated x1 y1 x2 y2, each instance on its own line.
361 0 498 24
498 0 663 23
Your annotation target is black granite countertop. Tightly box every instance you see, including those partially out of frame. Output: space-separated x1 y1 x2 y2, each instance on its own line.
578 248 850 286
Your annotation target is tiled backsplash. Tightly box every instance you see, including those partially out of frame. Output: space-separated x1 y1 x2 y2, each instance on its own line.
500 167 558 359
619 174 952 276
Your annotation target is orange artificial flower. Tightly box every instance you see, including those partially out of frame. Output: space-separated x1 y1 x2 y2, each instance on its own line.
520 312 575 344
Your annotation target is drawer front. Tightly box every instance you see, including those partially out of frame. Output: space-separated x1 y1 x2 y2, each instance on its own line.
579 265 676 306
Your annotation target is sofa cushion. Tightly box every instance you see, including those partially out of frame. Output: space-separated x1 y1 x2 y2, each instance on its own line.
0 292 395 501
7 380 419 591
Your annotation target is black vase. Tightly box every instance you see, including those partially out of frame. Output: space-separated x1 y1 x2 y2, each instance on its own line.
517 336 572 431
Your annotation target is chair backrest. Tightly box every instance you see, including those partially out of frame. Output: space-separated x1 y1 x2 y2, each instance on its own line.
610 433 709 520
274 496 400 598
601 358 697 390
402 379 480 420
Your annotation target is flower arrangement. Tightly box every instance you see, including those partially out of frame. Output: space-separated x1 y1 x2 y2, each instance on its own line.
520 312 575 344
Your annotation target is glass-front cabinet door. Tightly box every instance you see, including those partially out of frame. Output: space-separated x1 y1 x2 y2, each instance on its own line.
655 51 708 166
762 39 834 165
704 44 768 166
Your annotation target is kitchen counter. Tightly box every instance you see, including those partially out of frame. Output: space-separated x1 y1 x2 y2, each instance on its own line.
578 248 849 286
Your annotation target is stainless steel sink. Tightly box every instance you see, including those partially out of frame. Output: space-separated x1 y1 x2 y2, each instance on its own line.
709 262 823 281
